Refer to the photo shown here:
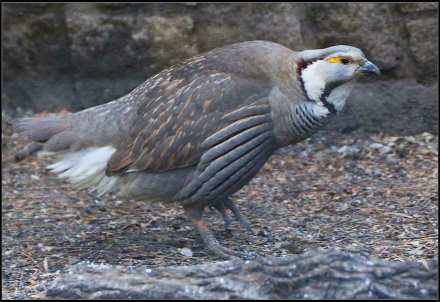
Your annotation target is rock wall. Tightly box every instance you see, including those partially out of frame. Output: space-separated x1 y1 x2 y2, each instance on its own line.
2 2 438 134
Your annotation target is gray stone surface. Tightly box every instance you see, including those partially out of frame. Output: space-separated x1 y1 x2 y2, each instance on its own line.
2 4 77 111
327 80 438 135
406 17 438 81
398 2 438 13
194 3 306 52
2 2 438 134
305 3 402 73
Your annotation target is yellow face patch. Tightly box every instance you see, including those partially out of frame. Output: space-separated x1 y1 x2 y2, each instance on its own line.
325 56 352 64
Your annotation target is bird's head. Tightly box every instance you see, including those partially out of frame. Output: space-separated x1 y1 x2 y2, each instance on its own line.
295 45 380 114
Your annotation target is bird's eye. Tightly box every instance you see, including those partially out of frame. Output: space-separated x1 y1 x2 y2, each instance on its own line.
325 56 352 65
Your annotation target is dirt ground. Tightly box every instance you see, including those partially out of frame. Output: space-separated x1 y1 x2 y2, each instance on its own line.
2 120 438 299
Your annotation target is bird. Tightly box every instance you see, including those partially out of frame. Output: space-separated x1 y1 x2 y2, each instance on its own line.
13 40 381 259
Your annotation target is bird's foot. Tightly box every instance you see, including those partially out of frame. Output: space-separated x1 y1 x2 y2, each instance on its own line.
210 199 255 239
209 202 233 231
185 205 260 260
192 216 249 259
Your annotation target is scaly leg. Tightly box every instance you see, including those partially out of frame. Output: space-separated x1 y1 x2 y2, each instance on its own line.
183 204 258 260
210 200 233 231
211 199 255 236
222 198 255 236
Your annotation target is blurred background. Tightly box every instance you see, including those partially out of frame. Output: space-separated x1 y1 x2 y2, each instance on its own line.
2 2 438 134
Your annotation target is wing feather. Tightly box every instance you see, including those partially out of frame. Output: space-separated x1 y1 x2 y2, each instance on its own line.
106 59 273 176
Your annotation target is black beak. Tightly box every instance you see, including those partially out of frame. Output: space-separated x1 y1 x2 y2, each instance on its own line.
359 60 381 75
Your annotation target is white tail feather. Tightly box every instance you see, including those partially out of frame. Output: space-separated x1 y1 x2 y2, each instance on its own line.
47 146 118 195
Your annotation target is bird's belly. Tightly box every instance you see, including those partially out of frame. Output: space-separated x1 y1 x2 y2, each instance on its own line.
116 167 195 202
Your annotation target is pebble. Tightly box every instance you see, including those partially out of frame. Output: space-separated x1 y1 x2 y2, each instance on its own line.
336 145 361 158
350 199 364 206
372 169 382 177
385 155 400 165
369 142 385 149
179 248 193 257
369 143 392 154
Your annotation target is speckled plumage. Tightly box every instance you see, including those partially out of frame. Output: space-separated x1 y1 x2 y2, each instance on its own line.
14 40 380 258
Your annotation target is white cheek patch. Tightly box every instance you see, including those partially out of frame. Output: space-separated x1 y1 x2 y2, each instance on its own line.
301 61 326 101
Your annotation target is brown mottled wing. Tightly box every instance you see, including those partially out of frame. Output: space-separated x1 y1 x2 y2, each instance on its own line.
106 62 273 176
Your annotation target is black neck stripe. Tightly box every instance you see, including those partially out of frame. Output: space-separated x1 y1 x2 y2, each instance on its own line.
320 86 337 114
321 81 345 115
296 59 315 103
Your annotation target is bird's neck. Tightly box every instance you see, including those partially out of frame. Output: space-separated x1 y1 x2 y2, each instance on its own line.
269 87 330 147
282 82 354 145
285 82 355 145
282 101 330 145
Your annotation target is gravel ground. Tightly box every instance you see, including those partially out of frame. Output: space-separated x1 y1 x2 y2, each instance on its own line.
2 118 438 299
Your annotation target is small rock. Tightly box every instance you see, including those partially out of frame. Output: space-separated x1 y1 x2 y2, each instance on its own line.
299 150 309 158
372 169 382 177
36 285 46 292
428 143 438 153
350 199 364 205
336 145 361 158
385 154 400 165
380 146 392 154
369 142 392 154
369 142 385 149
179 247 193 257
404 136 417 143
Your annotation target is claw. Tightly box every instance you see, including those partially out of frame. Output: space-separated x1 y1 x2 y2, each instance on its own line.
184 204 260 260
222 199 255 236
211 201 233 231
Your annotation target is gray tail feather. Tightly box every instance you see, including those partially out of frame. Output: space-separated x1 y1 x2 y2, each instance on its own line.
12 116 69 143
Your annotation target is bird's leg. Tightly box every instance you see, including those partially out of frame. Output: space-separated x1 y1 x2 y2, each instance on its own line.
210 201 232 231
222 198 255 236
183 204 255 259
